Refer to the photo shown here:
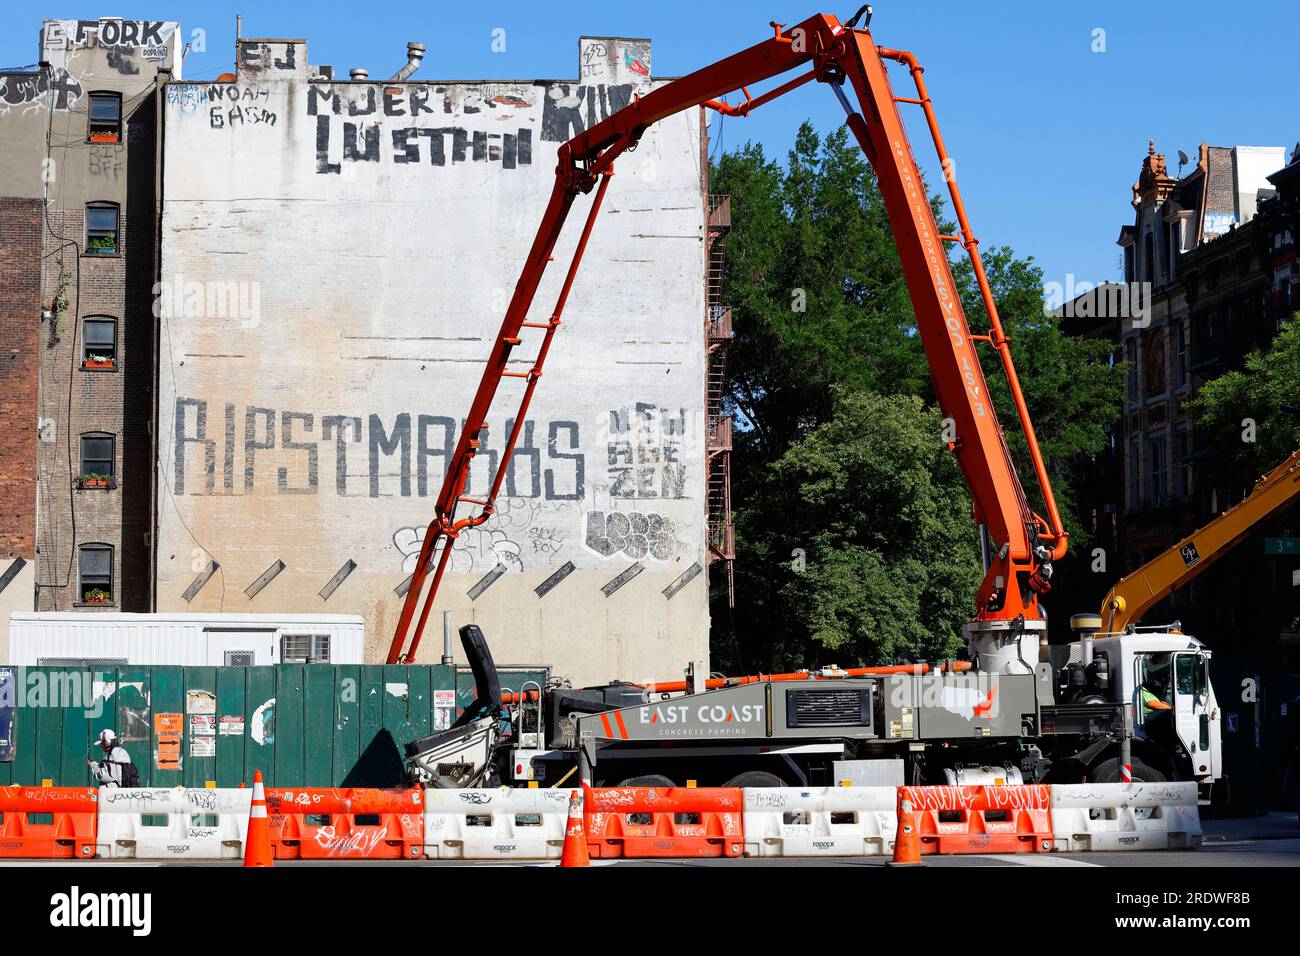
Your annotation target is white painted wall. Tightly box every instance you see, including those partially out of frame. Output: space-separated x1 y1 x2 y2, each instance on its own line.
156 37 709 685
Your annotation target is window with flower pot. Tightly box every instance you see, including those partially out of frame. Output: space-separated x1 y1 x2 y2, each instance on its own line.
86 202 119 255
83 316 117 368
88 92 122 143
78 544 113 604
79 433 116 489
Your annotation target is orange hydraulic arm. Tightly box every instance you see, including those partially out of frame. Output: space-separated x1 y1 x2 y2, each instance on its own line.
387 8 1068 664
1101 448 1300 633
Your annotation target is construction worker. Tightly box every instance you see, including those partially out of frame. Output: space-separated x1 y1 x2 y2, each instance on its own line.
88 728 139 788
1140 678 1172 726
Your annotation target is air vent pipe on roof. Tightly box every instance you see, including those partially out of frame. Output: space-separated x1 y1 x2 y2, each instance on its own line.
349 67 368 81
389 42 425 81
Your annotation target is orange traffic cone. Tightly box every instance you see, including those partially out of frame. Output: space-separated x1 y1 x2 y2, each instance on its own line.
243 770 273 868
887 789 923 867
559 787 590 867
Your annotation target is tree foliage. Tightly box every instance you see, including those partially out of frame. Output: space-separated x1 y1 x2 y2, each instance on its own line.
1188 316 1300 487
709 124 1125 672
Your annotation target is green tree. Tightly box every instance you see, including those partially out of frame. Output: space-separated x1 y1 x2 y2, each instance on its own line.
708 124 1125 671
1188 316 1300 486
768 388 981 665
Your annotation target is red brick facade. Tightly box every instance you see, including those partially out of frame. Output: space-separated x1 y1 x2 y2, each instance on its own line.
0 198 42 559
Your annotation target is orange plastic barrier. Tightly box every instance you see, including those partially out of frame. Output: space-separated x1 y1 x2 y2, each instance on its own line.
265 788 424 860
0 786 98 859
899 785 1053 854
584 787 744 858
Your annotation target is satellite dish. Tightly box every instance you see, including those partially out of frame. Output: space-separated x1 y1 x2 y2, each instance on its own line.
1177 149 1190 175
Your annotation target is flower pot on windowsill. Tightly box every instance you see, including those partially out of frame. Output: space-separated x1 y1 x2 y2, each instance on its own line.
88 132 119 143
77 476 116 490
82 592 112 604
82 359 115 369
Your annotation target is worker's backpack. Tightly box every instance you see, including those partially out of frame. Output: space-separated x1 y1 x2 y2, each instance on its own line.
116 759 140 788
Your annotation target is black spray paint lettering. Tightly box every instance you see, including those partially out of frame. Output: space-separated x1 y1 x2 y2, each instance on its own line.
391 127 531 169
314 116 529 174
238 40 297 73
207 86 276 129
74 19 166 48
0 69 82 111
540 84 634 142
174 399 583 500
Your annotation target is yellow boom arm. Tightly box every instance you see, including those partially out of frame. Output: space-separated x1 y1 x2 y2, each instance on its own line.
1101 448 1300 632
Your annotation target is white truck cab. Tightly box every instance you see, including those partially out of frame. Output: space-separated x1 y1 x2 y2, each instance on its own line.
1089 627 1222 793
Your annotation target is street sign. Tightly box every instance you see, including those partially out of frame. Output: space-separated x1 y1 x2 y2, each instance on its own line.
1264 537 1300 555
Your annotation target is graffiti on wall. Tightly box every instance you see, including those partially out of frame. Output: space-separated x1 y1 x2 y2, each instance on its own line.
307 85 533 174
88 144 124 178
540 84 635 143
603 403 689 499
167 84 207 115
43 19 174 65
392 496 580 575
173 398 693 503
0 69 82 113
172 398 585 500
207 86 277 129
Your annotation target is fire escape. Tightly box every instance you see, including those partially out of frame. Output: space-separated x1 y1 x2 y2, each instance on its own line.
706 194 735 602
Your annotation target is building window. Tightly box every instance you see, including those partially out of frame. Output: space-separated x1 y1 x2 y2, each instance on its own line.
1126 339 1136 399
1174 320 1188 387
1129 438 1141 509
1143 233 1155 284
1149 436 1167 507
83 316 117 368
88 92 122 143
78 433 115 489
78 544 113 604
86 203 119 255
1176 429 1194 501
281 634 331 664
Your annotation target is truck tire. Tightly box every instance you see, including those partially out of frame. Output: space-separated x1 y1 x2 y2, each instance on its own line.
1088 757 1166 783
723 771 786 788
616 774 676 788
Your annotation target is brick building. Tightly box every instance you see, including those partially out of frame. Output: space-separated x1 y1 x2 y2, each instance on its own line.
0 20 182 658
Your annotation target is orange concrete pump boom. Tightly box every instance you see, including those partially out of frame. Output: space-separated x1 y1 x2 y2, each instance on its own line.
1101 448 1300 633
387 7 1068 664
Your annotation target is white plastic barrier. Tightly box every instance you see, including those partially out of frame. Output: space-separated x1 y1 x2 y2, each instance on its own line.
742 787 897 857
96 787 252 859
1050 782 1202 852
423 786 573 859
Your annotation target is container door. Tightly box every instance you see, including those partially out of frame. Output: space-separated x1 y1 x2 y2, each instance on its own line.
204 629 276 667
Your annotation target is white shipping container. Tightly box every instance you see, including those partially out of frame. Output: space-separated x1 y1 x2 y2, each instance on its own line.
8 612 365 667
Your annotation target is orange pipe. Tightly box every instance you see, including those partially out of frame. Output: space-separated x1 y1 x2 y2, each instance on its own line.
499 660 973 703
877 45 1067 562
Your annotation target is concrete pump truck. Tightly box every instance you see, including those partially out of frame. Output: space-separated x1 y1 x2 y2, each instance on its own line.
390 7 1228 800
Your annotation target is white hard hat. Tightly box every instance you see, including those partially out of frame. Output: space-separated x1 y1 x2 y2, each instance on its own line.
97 729 118 744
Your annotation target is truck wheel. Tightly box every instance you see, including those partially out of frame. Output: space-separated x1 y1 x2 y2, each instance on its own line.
723 771 786 788
616 774 676 788
1088 757 1166 783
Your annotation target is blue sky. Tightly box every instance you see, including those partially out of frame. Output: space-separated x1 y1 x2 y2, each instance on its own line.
4 1 1296 289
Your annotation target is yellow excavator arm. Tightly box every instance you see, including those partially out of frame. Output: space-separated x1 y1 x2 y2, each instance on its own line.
1101 448 1300 632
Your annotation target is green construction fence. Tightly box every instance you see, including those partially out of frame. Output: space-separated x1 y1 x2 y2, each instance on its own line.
0 663 547 789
